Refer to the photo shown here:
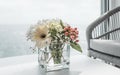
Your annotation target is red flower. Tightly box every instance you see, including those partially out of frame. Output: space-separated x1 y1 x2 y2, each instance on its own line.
70 35 75 40
65 32 69 36
75 28 77 30
75 40 79 42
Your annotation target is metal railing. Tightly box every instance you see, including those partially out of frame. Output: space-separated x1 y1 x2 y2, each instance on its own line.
92 11 120 40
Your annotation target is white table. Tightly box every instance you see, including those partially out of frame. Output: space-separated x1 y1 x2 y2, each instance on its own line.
0 53 120 75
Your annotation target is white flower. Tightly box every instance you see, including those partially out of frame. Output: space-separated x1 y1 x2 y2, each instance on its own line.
27 24 51 48
26 19 66 49
47 19 63 32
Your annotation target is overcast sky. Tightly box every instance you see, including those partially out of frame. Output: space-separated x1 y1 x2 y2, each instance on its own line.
0 0 100 25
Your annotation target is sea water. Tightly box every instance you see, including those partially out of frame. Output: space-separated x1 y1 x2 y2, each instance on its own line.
0 24 87 58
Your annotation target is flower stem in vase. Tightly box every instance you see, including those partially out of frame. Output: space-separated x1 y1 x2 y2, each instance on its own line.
51 49 62 64
49 42 64 64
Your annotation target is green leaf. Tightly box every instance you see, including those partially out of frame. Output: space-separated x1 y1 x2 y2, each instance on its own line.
70 42 82 52
60 20 64 28
51 29 57 36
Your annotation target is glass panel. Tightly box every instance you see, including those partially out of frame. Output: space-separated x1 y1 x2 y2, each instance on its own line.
0 0 100 58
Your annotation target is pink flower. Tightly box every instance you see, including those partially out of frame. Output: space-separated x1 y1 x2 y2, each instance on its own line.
70 35 75 40
75 36 78 38
75 28 77 30
70 32 74 35
64 26 71 31
69 27 72 30
64 26 79 42
75 31 79 34
68 26 71 29
64 27 67 31
75 40 79 42
65 32 69 36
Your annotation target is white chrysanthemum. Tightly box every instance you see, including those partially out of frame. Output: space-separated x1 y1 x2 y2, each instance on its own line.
27 24 51 48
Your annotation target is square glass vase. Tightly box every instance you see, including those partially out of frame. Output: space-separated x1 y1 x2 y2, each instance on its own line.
38 42 70 72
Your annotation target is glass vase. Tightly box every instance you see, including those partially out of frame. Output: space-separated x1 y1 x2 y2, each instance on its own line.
38 42 70 72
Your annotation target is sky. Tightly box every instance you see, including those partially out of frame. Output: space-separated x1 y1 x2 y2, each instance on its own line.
0 0 100 25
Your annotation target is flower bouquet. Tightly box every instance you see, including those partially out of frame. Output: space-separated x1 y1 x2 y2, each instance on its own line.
26 19 82 71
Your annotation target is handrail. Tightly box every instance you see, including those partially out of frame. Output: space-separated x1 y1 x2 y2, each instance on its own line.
86 6 120 49
94 27 120 39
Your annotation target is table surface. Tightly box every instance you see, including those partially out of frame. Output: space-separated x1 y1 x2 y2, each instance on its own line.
0 52 120 75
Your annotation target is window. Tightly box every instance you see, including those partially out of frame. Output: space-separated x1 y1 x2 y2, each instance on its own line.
0 0 100 58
